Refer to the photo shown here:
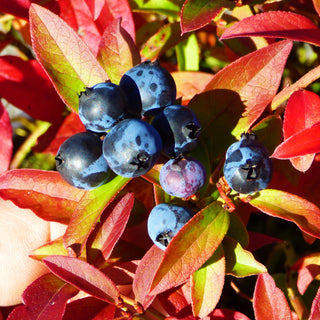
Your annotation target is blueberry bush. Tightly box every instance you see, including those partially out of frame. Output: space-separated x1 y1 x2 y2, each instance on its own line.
0 0 320 319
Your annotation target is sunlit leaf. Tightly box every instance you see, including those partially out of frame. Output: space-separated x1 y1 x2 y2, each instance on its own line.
281 89 320 171
253 273 292 320
0 169 86 223
181 0 232 34
0 56 65 123
129 0 181 18
309 286 320 320
43 255 120 304
7 273 78 320
250 189 320 238
223 237 267 277
191 245 225 318
211 308 252 320
29 4 108 112
272 123 320 159
150 201 230 296
97 18 140 84
176 33 199 71
221 11 320 47
133 245 165 309
63 176 130 254
30 237 69 261
90 193 134 261
203 40 292 137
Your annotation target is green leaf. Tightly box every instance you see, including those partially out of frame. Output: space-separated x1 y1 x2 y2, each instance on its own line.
30 237 69 261
29 4 108 112
63 176 130 255
129 0 181 18
224 237 267 277
250 189 320 238
140 22 188 60
191 245 225 318
97 18 140 84
150 201 230 295
227 212 249 248
176 33 200 71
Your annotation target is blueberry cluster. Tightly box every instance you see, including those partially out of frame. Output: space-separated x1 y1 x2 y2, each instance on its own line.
55 60 206 197
223 132 273 194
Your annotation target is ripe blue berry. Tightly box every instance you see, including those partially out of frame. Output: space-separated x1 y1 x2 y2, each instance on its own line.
102 118 162 178
151 105 201 158
119 60 176 117
160 157 206 198
147 203 194 250
223 132 273 194
78 82 139 133
55 132 110 189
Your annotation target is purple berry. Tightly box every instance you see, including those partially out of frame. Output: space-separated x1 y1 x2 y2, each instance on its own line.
159 156 207 198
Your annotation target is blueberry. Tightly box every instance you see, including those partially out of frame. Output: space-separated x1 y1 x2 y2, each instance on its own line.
147 203 194 250
151 105 201 158
223 133 273 194
55 131 110 189
102 118 162 177
78 82 139 133
119 60 176 117
160 156 206 198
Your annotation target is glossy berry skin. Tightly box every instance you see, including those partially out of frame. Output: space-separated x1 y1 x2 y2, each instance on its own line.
147 203 194 251
55 132 110 190
223 133 273 194
151 105 201 158
78 82 136 133
119 60 176 117
160 157 206 198
102 118 162 178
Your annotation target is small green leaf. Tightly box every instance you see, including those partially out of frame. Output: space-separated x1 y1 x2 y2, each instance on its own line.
191 245 225 318
176 33 200 71
129 0 181 18
224 237 267 277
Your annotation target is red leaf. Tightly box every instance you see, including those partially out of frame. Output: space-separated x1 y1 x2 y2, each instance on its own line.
0 0 31 20
211 308 252 319
58 0 102 56
95 0 135 43
150 202 230 296
272 123 320 159
63 176 129 255
97 18 140 84
133 245 165 309
91 193 134 261
291 253 320 294
29 4 108 112
43 255 120 304
282 89 320 171
42 112 85 155
0 169 86 223
220 11 320 47
250 189 320 238
203 40 292 136
0 56 65 123
84 0 105 20
309 287 320 320
157 287 192 318
181 0 231 34
0 102 13 174
7 273 78 320
246 232 282 252
253 273 292 320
